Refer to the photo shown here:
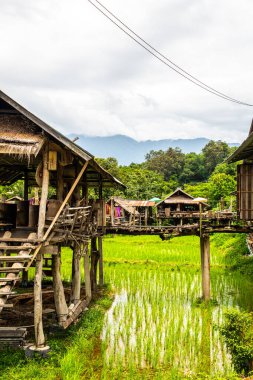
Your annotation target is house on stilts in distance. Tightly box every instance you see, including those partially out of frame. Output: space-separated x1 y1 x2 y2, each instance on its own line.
106 197 155 226
156 188 209 225
0 90 125 352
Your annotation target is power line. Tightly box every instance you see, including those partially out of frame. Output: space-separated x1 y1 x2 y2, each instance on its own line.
88 0 253 107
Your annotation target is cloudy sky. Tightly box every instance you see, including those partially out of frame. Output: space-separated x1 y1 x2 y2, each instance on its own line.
0 0 252 142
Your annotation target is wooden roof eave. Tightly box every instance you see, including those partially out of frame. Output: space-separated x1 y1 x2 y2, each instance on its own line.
227 132 253 163
89 159 126 189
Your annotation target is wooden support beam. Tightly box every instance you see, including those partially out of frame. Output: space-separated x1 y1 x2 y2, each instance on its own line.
200 234 211 301
57 164 64 202
37 146 50 238
24 169 29 201
110 198 114 226
62 298 91 330
35 146 49 348
82 173 88 205
144 208 148 226
99 175 103 199
84 245 92 301
98 236 104 286
52 249 68 323
34 253 45 347
90 237 99 291
71 245 81 305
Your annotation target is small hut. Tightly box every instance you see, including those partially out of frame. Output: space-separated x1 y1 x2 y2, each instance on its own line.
156 188 208 224
107 197 155 226
0 90 125 352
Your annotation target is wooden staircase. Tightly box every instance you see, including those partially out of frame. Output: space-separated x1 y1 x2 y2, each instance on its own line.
0 232 37 313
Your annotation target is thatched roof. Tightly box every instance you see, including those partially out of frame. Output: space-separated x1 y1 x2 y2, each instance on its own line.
157 188 208 207
0 115 45 156
0 90 125 189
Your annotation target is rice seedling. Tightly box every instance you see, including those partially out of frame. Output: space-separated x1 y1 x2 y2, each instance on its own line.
100 235 251 378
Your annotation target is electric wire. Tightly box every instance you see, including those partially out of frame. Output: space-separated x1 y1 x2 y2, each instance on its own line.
92 0 247 105
88 0 253 106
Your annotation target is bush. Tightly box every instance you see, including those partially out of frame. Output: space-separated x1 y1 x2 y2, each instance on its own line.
220 308 253 375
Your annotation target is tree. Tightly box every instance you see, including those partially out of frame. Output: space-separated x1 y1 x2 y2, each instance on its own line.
118 166 170 199
208 172 236 208
202 140 231 176
179 152 206 184
96 157 120 179
145 147 185 181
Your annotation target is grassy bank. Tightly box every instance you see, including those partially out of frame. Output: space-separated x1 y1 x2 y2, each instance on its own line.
0 288 113 380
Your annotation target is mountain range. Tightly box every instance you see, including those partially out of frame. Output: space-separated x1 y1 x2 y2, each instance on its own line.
68 134 239 165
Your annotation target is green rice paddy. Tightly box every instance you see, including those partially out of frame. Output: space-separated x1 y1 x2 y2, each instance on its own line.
98 235 252 379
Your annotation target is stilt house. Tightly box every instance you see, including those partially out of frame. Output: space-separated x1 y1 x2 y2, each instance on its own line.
107 197 155 226
0 90 124 352
156 188 208 223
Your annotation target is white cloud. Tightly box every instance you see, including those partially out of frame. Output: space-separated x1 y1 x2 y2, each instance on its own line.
0 0 252 143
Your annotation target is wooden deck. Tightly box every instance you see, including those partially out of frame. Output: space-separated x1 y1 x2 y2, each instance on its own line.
103 221 253 236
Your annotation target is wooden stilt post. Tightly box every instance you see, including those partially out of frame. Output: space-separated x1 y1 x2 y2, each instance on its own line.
71 245 81 305
57 164 64 202
52 248 68 323
84 243 92 300
200 234 211 301
34 146 49 349
98 236 104 286
144 207 148 226
34 252 45 347
82 173 88 205
24 169 29 201
110 198 114 226
90 237 99 291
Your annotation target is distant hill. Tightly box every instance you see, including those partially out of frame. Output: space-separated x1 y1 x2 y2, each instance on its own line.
68 134 239 165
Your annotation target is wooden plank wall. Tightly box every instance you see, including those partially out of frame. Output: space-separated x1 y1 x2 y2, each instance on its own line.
237 164 253 220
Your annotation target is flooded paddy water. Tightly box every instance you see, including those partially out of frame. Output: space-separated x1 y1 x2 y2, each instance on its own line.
100 235 253 379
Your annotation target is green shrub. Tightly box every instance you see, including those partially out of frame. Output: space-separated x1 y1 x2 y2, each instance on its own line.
220 308 253 374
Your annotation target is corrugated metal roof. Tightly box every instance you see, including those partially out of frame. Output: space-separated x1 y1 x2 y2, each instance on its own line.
112 197 140 215
127 200 155 207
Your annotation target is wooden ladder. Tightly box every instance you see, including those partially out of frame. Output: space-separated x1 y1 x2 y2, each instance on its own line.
0 232 37 313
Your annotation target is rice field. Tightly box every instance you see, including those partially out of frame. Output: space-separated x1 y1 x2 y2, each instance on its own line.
98 235 253 379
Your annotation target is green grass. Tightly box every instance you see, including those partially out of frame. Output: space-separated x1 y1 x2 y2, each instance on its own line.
0 289 113 380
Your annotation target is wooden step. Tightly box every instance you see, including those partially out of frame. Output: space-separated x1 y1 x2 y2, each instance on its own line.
0 277 19 282
0 327 27 347
0 291 16 295
0 245 36 250
1 304 13 308
0 238 39 243
0 255 31 262
0 267 24 273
